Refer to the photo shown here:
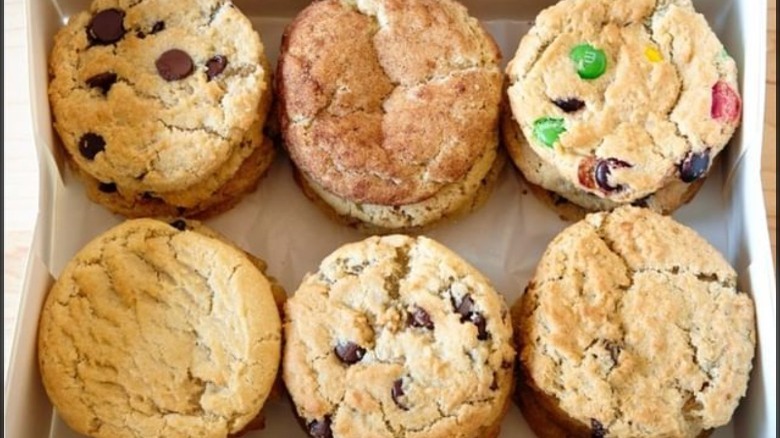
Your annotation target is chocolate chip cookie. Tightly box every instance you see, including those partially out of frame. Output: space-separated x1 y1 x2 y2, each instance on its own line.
511 206 756 437
49 0 273 216
506 0 741 204
277 0 503 231
38 218 283 437
283 235 516 438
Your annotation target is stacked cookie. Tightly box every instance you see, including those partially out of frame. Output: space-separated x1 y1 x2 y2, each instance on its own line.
504 0 742 220
276 0 505 233
511 207 756 437
38 218 284 438
49 0 275 218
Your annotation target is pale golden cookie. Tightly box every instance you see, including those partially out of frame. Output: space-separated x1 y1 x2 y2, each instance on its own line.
38 219 282 438
512 207 756 437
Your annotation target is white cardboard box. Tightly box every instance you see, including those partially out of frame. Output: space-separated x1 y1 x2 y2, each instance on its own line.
5 0 776 436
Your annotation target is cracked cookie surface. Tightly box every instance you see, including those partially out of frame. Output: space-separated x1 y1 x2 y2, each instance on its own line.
506 0 741 204
283 235 515 438
38 218 282 438
49 0 270 194
502 110 704 221
512 206 755 437
277 0 502 207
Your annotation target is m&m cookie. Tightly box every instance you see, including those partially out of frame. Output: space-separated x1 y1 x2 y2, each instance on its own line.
505 0 741 207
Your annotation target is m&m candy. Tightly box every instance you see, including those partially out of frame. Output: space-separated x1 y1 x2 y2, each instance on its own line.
570 44 607 79
533 117 566 147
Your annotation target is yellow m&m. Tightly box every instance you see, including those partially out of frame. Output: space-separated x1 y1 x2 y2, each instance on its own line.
645 47 663 63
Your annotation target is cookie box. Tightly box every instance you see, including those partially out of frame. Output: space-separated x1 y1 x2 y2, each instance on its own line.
5 0 775 436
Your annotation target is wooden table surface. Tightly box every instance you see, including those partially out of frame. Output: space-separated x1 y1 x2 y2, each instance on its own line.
3 0 776 382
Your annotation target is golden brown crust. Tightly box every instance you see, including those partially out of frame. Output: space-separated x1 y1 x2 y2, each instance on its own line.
277 0 502 206
291 148 506 234
74 135 275 219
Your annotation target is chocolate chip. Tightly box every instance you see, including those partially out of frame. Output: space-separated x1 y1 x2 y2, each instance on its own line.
334 342 365 365
591 418 607 438
151 21 165 34
452 294 489 340
553 98 585 113
578 157 597 189
86 72 117 94
170 219 187 231
141 191 157 200
679 149 711 183
391 379 408 410
472 313 489 340
206 55 228 81
594 158 631 192
308 417 333 438
490 372 499 391
78 133 105 160
631 196 650 208
135 21 164 39
87 9 125 45
97 182 116 193
155 49 194 81
453 294 475 321
408 306 434 330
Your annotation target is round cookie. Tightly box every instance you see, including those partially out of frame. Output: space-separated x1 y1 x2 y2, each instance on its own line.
49 0 271 194
38 219 282 438
502 110 705 221
511 206 756 437
277 0 503 230
506 0 741 204
283 235 516 438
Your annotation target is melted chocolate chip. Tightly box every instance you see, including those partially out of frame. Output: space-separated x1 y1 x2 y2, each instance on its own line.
679 149 711 183
591 419 607 438
141 191 157 200
87 9 125 45
452 294 489 340
553 97 586 113
631 196 651 208
206 55 228 81
170 219 187 231
391 379 408 410
78 133 105 160
86 72 117 94
490 372 499 391
136 21 164 39
472 313 489 340
453 295 475 321
155 49 194 81
97 182 116 193
308 417 333 438
334 342 365 365
594 158 631 192
151 21 165 34
409 306 434 330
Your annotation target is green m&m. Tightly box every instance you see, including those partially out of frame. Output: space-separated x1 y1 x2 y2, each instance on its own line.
570 43 607 79
533 117 566 147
